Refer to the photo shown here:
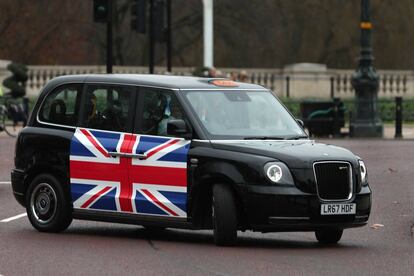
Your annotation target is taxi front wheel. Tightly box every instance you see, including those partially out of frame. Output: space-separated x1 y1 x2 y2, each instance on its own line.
212 184 238 246
315 228 343 244
25 174 72 232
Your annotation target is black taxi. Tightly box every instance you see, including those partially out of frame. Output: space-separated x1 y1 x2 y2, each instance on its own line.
11 74 371 246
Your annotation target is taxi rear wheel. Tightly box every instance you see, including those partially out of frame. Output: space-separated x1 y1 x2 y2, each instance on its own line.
315 228 343 244
25 174 72 232
212 184 237 246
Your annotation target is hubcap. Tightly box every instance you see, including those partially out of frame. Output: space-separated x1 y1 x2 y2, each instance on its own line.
30 183 57 224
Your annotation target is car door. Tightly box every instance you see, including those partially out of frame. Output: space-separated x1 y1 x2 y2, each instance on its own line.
70 84 138 213
130 88 190 218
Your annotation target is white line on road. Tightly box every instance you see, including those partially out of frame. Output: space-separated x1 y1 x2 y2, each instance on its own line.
1 213 27 223
0 181 11 185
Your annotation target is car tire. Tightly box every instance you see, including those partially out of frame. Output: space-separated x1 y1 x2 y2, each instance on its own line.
315 228 343 244
212 184 238 246
25 174 72 232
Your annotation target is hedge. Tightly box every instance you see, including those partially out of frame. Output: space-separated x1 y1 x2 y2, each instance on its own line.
280 98 414 123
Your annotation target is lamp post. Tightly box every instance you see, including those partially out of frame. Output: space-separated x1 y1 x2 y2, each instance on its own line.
349 0 383 137
106 0 113 74
202 0 214 68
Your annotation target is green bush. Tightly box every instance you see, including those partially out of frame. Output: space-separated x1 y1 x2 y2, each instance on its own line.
3 62 28 98
280 98 414 123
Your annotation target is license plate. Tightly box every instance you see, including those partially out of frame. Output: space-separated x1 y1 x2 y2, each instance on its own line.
321 203 356 215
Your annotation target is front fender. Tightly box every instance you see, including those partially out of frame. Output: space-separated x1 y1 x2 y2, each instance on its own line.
187 146 273 225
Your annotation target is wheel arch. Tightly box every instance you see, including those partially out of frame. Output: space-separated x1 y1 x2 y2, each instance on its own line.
190 172 246 229
24 165 70 204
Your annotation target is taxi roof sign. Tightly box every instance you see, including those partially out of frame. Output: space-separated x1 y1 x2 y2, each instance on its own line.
209 79 239 87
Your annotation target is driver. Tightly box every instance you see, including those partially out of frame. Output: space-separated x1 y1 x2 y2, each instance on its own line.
157 94 174 136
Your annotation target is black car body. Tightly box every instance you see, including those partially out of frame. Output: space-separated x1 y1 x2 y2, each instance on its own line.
11 75 371 245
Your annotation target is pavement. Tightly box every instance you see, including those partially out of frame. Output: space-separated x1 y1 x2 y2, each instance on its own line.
337 124 414 139
0 135 413 275
372 123 414 139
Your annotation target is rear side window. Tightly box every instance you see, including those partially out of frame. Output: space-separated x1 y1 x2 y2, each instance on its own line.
81 85 135 132
39 84 82 126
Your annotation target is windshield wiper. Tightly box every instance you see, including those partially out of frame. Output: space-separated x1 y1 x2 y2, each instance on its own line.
243 136 285 140
284 135 309 140
243 135 308 140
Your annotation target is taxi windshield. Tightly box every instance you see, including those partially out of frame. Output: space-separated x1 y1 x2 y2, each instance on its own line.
183 90 307 139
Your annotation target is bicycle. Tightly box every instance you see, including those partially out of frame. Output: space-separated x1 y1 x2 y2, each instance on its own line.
0 96 27 137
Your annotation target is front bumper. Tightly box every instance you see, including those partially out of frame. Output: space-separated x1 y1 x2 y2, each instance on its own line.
237 184 371 232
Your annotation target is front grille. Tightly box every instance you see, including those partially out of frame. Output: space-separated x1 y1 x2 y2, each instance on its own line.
313 162 352 201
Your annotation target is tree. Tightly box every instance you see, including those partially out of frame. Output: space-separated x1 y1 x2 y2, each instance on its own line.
1 0 414 69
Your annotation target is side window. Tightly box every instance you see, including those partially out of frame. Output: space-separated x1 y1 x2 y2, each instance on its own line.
82 85 134 132
138 89 185 136
39 84 82 126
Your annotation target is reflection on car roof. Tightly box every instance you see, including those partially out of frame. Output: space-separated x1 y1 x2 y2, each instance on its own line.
46 74 268 91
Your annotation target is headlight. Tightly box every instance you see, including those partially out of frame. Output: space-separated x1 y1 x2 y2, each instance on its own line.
264 162 294 185
266 165 283 182
359 160 368 185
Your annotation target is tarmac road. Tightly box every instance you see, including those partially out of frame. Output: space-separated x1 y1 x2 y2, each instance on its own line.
0 136 413 275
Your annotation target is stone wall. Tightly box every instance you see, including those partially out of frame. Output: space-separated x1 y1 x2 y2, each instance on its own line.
1 62 413 99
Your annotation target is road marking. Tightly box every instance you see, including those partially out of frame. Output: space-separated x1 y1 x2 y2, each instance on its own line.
1 213 27 223
0 181 11 185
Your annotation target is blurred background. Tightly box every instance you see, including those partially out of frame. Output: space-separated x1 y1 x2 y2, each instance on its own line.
1 0 413 68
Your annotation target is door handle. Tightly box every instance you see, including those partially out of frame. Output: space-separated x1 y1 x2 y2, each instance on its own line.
108 152 147 160
127 153 147 160
108 152 125 157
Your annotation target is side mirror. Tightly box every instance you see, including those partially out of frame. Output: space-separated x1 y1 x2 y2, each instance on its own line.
296 119 305 127
167 119 191 138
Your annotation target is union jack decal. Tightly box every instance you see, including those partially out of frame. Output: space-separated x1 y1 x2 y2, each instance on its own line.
70 128 190 217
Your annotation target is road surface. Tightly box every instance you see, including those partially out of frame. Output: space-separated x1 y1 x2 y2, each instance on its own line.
0 136 413 275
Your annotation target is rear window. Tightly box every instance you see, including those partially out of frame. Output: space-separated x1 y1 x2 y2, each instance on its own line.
39 84 82 126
